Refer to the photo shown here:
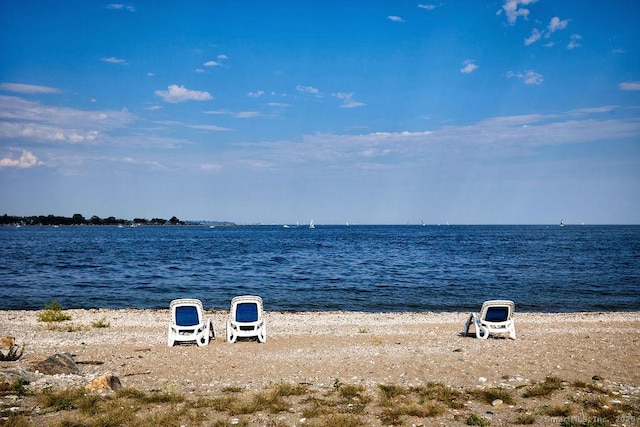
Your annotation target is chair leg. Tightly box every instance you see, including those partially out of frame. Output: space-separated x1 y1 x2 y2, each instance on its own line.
167 326 175 347
462 314 473 337
258 325 266 343
476 324 489 339
209 319 216 340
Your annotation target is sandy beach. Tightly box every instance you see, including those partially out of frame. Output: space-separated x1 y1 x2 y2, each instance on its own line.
2 309 639 426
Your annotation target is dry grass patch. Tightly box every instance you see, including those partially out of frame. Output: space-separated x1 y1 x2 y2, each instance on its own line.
472 386 515 405
523 376 565 398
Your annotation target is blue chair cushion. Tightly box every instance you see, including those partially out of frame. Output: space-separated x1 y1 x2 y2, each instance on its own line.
485 307 509 322
176 306 199 326
236 303 259 322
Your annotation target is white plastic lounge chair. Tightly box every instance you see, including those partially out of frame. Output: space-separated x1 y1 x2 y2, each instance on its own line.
226 295 266 343
167 298 214 347
462 300 516 340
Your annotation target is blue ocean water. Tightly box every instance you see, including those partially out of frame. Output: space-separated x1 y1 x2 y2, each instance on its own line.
1 225 639 312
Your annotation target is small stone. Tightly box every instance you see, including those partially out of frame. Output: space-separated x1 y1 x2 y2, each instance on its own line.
86 374 122 392
592 375 604 381
478 377 487 383
491 399 503 407
0 336 15 348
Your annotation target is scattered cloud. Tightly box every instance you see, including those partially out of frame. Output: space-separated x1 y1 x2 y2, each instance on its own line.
506 70 543 85
188 124 231 131
200 163 222 173
612 48 626 54
387 16 405 22
203 110 260 119
296 85 321 96
0 150 42 169
460 59 479 74
154 85 213 103
235 111 261 118
567 34 582 50
498 0 537 25
0 95 134 144
217 54 228 60
524 28 541 46
267 102 291 108
619 81 640 91
546 16 568 36
0 82 61 94
107 4 135 12
101 57 127 65
417 4 440 10
203 60 221 67
248 90 265 98
332 92 365 108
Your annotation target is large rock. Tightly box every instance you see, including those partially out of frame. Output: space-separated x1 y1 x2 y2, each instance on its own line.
30 353 80 375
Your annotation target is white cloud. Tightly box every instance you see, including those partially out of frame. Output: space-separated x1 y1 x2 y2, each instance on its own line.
332 92 365 108
619 81 640 91
101 57 127 65
612 48 625 54
524 28 541 46
567 34 582 50
203 60 221 67
154 85 213 103
0 82 61 94
547 16 568 35
218 54 228 60
296 85 321 96
267 102 291 108
506 70 543 85
547 16 569 34
388 15 405 22
460 59 479 74
235 111 261 118
417 4 440 10
248 90 265 98
0 95 134 144
203 109 261 118
107 4 135 12
499 0 537 25
0 150 42 169
188 124 231 131
200 163 222 173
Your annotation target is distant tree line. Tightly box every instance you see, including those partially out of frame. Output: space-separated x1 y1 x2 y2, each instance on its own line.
1 214 186 226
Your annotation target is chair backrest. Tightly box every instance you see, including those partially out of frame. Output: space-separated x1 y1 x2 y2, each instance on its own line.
231 295 263 323
176 305 200 326
170 298 204 326
481 300 515 322
236 302 259 322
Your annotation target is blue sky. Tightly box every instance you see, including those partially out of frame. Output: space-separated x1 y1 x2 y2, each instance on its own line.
1 1 639 224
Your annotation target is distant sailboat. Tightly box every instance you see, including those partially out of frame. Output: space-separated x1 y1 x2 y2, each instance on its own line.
560 219 564 227
309 219 315 229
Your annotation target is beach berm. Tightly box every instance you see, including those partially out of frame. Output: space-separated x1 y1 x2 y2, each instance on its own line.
1 309 639 426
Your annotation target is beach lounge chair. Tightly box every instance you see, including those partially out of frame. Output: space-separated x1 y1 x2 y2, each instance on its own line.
462 300 516 340
226 295 266 343
167 298 214 347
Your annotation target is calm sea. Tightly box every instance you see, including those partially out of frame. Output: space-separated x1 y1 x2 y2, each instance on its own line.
1 225 638 312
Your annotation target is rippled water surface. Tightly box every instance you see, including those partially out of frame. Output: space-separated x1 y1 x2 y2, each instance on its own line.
1 225 638 312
